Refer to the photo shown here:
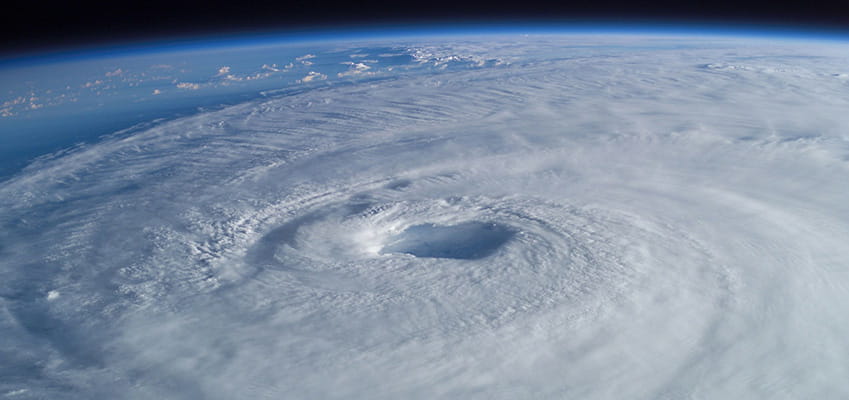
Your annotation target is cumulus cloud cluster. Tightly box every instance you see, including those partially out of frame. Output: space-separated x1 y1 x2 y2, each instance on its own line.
2 35 849 399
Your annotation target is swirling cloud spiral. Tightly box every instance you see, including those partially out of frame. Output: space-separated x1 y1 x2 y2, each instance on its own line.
2 35 849 399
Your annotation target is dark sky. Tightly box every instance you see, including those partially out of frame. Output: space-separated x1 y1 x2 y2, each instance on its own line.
4 0 849 55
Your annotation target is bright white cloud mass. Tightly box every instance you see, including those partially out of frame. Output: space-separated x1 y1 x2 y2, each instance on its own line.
2 34 849 399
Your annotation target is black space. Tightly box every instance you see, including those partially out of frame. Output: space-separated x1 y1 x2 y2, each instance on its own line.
3 0 849 55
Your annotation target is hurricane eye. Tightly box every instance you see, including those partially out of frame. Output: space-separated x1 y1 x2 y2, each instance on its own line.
380 222 515 260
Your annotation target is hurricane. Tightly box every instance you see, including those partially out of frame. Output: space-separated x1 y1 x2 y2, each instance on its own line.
2 33 849 398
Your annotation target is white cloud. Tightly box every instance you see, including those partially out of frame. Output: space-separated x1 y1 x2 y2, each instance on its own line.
1 96 26 107
176 82 200 90
262 63 280 72
82 80 103 88
296 54 316 66
337 62 372 77
297 71 327 83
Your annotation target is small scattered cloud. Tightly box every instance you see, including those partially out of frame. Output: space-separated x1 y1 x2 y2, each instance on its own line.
215 65 282 82
82 80 103 88
1 95 42 115
262 63 281 72
152 89 162 95
1 96 26 107
47 290 60 301
337 62 373 77
297 71 327 83
105 68 124 77
176 82 201 90
296 54 316 66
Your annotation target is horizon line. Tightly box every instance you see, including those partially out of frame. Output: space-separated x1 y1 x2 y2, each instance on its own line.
3 19 849 66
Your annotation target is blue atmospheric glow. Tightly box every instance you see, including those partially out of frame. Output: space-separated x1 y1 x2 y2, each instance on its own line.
3 21 849 67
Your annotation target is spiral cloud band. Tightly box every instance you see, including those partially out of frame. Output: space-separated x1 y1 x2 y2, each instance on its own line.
2 35 849 398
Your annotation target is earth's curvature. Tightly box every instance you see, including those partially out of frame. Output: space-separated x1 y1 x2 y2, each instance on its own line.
2 31 849 399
